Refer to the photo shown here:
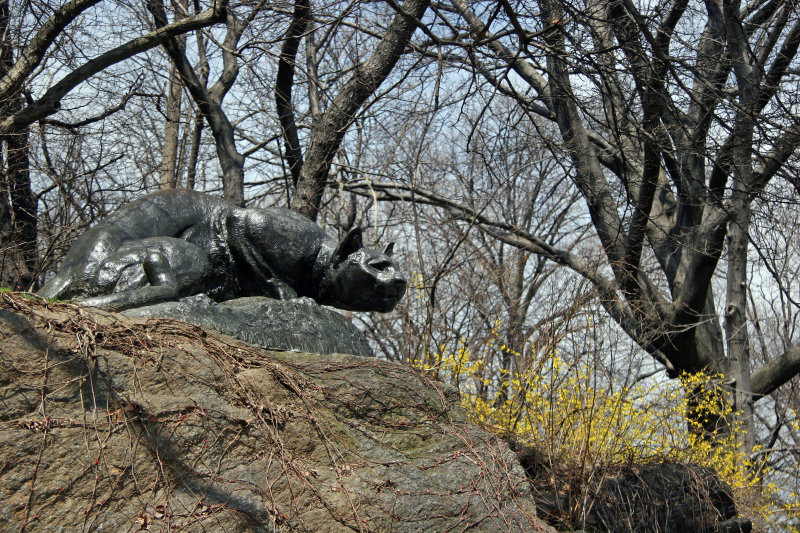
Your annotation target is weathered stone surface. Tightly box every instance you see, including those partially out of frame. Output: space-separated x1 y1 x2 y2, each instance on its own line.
586 463 752 533
124 294 375 357
0 294 553 532
510 438 752 533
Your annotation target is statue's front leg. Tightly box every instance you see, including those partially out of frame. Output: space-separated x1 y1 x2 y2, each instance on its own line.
263 278 297 300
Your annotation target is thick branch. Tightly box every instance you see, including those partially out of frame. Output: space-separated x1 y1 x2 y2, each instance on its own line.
755 17 800 112
0 2 226 135
752 346 800 399
275 0 311 187
689 2 729 135
670 203 727 313
0 0 103 102
276 0 310 186
708 17 800 192
538 1 626 266
207 0 260 103
608 1 673 286
291 0 430 220
187 20 210 189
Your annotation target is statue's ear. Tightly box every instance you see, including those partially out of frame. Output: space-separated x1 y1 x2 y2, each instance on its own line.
332 226 363 264
382 242 395 256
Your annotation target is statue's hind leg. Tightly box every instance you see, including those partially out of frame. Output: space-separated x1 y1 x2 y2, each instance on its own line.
77 251 180 311
78 237 209 311
37 271 75 300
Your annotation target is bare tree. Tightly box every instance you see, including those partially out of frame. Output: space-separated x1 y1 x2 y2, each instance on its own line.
159 0 189 191
0 0 226 284
148 0 267 206
279 0 431 221
350 0 800 445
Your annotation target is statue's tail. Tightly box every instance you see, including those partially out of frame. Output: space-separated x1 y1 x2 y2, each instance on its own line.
37 272 73 300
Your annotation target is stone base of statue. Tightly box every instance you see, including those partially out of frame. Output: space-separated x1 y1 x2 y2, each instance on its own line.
124 294 374 357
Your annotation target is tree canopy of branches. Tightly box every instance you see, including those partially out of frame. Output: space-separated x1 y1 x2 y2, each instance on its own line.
352 0 800 444
0 0 226 287
1 0 433 281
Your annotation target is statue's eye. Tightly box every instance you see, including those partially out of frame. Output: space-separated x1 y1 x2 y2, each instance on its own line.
369 260 393 272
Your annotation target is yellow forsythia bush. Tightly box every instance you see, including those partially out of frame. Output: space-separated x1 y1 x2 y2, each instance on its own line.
412 339 799 530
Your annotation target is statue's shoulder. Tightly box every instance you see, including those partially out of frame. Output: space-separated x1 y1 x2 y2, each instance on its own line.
234 203 330 247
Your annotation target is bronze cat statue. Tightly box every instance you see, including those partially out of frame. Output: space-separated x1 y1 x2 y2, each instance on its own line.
39 189 406 312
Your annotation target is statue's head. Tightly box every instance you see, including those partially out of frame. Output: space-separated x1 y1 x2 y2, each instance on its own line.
320 227 407 312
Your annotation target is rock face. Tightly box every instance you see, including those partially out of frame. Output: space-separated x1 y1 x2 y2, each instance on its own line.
586 463 752 533
510 433 753 533
124 294 374 357
0 293 552 532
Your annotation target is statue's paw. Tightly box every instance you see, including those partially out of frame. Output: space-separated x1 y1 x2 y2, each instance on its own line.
72 295 104 308
264 279 297 300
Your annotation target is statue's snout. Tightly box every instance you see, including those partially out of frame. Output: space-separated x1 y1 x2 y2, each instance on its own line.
391 278 407 292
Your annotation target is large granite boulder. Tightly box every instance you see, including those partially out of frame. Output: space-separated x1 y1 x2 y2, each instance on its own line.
0 293 552 532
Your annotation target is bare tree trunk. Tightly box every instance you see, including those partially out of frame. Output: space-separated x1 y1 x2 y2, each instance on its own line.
0 0 13 283
5 121 35 289
160 0 189 191
149 0 248 206
0 120 35 290
0 0 35 290
305 21 322 121
159 62 184 189
186 106 204 190
494 250 527 407
724 3 757 452
291 0 430 221
186 12 210 190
